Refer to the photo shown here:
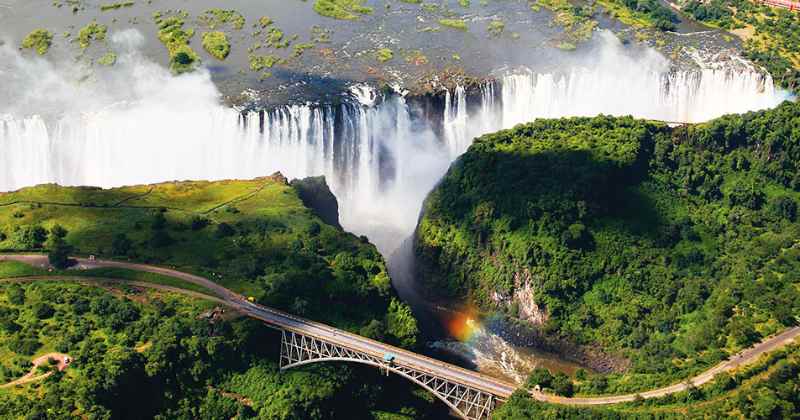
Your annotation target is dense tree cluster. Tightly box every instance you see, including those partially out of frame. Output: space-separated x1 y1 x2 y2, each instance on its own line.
497 344 800 418
619 0 678 31
0 283 443 419
417 101 800 392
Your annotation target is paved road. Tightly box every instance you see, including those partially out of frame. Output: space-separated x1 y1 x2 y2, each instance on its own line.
2 254 798 405
533 326 800 405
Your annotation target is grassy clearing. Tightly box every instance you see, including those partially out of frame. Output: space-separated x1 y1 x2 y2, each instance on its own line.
0 262 47 279
0 262 216 296
75 267 217 295
0 175 417 346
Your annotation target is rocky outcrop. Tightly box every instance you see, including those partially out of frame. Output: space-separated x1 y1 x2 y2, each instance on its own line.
290 176 341 229
512 269 549 325
489 268 550 326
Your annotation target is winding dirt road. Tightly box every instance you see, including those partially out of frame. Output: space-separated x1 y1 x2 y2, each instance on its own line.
1 254 798 406
0 353 71 388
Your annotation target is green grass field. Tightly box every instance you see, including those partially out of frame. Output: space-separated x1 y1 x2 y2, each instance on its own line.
0 175 310 295
0 175 418 348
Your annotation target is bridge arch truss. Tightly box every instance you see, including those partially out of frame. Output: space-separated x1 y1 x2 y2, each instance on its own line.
279 330 501 420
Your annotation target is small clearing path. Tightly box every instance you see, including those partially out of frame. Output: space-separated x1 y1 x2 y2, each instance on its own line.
0 353 71 388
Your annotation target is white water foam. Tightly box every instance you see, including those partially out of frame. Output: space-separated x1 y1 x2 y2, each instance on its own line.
0 30 789 255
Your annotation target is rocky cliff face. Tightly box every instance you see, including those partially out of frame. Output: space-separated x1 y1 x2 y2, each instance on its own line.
489 268 549 326
290 176 341 229
512 270 549 325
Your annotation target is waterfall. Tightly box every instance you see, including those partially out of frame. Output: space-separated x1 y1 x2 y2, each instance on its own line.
0 64 790 255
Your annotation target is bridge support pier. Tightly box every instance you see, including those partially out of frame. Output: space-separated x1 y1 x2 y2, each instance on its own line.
279 330 500 420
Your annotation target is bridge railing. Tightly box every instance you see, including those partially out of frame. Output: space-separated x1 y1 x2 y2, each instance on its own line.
239 299 517 397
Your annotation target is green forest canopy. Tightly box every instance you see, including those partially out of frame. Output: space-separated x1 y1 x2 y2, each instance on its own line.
417 100 800 393
0 174 438 418
0 282 443 418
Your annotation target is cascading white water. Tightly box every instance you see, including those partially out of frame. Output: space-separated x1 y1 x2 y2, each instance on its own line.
0 30 790 254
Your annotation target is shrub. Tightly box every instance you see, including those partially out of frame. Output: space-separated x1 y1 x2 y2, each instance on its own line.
728 183 765 209
488 20 505 37
8 337 41 355
191 217 211 231
527 368 554 389
33 302 55 319
50 224 68 239
22 29 54 55
215 223 235 238
202 31 231 60
77 22 107 49
768 196 797 221
439 19 468 31
48 236 73 269
98 52 117 66
7 285 25 305
151 212 167 230
13 225 48 249
360 319 385 340
314 0 373 20
150 230 173 248
385 299 418 348
552 372 574 396
375 48 393 63
111 233 133 256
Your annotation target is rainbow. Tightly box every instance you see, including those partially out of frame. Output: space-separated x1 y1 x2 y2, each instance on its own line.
446 307 483 342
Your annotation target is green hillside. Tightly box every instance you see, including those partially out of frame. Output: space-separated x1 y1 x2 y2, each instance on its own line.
0 174 416 341
416 101 800 394
0 174 440 418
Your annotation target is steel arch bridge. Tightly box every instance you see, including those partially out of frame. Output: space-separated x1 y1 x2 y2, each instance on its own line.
279 330 503 420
